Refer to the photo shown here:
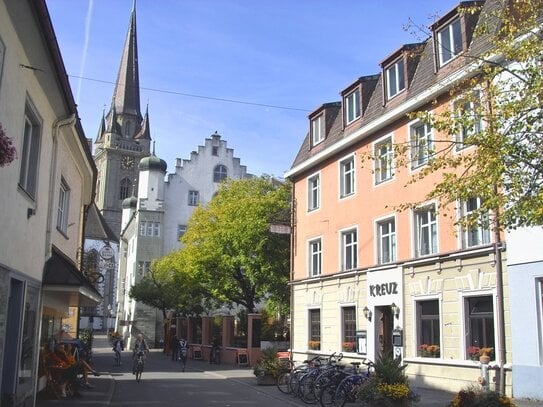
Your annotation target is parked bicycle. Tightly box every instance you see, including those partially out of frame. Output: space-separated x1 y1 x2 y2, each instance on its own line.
323 359 375 407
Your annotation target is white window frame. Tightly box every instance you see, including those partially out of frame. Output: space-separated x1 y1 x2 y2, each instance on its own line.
308 237 322 277
437 17 463 67
459 197 491 249
376 215 396 265
188 190 199 206
410 121 434 170
345 88 361 125
19 102 42 199
56 178 70 234
413 204 438 257
374 135 394 184
339 155 355 198
311 114 324 146
307 172 320 212
453 90 482 151
340 227 358 271
140 221 160 237
385 58 405 99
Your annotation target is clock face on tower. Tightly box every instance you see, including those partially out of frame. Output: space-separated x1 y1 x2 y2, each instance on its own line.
121 155 134 169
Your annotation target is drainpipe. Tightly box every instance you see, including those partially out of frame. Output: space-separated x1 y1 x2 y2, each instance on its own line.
44 114 76 258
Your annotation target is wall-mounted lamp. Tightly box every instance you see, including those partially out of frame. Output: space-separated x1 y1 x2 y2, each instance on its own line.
391 302 400 319
363 306 372 321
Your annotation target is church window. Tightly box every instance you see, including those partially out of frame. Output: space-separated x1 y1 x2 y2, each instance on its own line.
213 165 228 182
120 178 132 200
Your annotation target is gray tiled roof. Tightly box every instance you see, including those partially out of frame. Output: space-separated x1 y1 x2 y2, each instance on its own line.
289 0 499 177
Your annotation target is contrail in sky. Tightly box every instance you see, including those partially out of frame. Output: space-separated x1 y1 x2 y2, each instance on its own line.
76 0 94 104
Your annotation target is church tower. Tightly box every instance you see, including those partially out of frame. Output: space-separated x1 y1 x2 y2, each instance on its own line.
93 3 151 236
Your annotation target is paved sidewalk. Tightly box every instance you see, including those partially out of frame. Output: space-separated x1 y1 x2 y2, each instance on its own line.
36 334 542 407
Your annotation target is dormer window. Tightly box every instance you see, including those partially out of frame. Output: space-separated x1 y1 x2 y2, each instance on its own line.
385 58 405 100
344 88 361 125
437 17 463 67
311 114 324 146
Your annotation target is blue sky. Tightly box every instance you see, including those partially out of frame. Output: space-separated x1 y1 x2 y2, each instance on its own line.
46 0 458 178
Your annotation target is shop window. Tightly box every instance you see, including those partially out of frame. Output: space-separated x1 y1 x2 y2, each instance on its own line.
309 309 321 350
417 299 441 357
465 295 495 360
342 307 356 352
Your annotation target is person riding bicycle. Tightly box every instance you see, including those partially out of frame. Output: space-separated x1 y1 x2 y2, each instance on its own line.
112 334 124 365
178 338 189 371
132 334 149 374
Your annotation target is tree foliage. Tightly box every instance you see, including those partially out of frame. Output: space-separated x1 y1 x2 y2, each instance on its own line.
383 0 543 231
178 176 291 313
129 254 207 318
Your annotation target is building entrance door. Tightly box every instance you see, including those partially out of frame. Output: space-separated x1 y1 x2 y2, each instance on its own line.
376 306 394 356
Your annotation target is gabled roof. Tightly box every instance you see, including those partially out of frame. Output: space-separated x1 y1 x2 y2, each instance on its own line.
85 203 119 242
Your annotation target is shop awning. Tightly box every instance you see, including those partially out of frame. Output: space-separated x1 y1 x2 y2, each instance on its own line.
43 246 102 307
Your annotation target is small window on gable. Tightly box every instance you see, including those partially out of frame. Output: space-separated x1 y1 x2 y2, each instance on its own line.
344 88 361 125
385 58 405 100
436 17 463 67
311 114 324 146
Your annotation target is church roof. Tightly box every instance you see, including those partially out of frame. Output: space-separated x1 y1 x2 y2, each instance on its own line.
112 3 142 120
122 195 138 209
138 154 167 172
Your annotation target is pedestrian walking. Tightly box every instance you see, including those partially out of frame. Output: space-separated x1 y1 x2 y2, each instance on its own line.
178 338 189 372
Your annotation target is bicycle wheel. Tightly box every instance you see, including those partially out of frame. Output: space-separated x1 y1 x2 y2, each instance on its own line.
300 375 318 404
332 384 348 407
135 362 143 382
277 371 291 394
319 383 337 407
289 371 302 397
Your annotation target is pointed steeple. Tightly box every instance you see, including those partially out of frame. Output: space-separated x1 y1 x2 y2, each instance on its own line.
105 103 120 134
95 110 106 143
135 104 151 140
112 2 141 121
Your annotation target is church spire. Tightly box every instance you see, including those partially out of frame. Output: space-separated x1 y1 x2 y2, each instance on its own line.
112 3 141 121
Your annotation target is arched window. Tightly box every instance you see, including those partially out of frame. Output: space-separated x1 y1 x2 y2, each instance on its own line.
120 177 132 200
213 165 227 182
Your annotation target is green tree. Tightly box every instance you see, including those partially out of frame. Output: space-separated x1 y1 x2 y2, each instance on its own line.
129 255 207 318
178 176 291 313
392 0 543 231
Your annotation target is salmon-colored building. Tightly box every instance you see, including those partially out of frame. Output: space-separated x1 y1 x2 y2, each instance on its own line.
285 0 513 395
